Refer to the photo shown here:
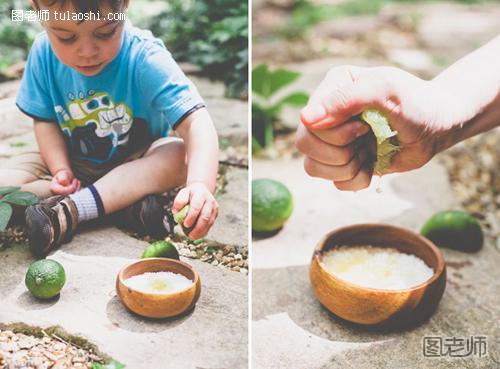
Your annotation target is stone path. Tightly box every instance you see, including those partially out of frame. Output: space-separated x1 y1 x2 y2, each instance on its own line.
252 157 500 369
0 76 248 368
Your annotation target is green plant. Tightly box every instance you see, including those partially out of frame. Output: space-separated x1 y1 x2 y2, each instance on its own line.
252 64 308 152
0 1 40 77
92 360 125 369
0 186 38 232
9 142 27 148
279 0 383 40
146 0 248 98
279 0 491 40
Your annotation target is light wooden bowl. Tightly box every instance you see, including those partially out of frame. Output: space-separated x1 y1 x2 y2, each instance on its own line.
310 224 446 327
116 258 201 318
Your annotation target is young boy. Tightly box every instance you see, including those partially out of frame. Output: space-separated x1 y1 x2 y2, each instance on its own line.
0 0 220 258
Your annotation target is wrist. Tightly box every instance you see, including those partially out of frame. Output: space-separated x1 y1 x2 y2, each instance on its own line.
432 86 500 154
187 180 215 193
52 167 72 174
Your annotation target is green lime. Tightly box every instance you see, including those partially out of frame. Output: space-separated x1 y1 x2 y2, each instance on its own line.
421 210 483 252
174 205 190 225
141 240 180 260
252 179 293 232
25 259 66 299
174 205 196 237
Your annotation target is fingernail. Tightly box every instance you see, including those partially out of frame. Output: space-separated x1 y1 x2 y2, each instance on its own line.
301 103 327 124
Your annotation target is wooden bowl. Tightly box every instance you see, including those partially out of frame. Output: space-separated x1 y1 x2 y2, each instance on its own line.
116 258 201 318
310 224 446 327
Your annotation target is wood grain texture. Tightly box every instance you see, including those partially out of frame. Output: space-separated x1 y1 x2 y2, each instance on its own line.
116 258 202 319
310 224 446 327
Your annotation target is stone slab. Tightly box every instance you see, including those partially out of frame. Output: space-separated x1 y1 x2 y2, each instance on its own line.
207 166 248 248
252 157 455 269
252 156 499 368
206 97 248 146
0 227 248 369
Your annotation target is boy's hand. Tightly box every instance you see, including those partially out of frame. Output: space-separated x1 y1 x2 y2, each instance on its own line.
172 182 219 240
296 65 467 191
50 169 81 195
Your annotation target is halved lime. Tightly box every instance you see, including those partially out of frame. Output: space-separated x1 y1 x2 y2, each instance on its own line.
361 109 399 174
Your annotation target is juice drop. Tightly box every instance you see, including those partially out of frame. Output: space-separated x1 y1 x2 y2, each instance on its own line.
375 176 383 193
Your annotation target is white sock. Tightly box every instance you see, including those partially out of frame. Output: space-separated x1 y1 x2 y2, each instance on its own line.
69 187 100 222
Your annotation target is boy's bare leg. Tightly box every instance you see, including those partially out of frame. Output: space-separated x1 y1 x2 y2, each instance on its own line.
0 169 52 199
0 137 186 214
93 137 187 214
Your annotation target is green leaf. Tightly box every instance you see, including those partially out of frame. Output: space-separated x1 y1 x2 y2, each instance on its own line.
264 121 274 148
252 136 263 155
219 137 230 150
277 92 309 107
252 64 302 99
0 202 13 232
0 186 21 196
252 64 269 97
92 360 125 369
2 191 39 206
268 69 301 96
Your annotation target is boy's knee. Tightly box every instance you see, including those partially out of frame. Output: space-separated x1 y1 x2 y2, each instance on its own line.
148 137 186 166
165 139 187 174
171 139 186 162
148 139 187 191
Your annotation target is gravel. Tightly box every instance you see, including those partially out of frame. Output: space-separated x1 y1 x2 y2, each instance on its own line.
0 226 27 249
137 163 249 274
136 234 249 275
438 130 500 250
0 329 103 369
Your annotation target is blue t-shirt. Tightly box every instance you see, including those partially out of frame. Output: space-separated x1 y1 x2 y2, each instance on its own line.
16 24 204 164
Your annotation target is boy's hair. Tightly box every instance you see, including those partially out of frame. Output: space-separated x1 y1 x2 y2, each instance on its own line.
33 0 129 13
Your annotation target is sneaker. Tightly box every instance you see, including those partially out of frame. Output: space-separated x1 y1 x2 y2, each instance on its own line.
117 194 175 240
25 196 79 258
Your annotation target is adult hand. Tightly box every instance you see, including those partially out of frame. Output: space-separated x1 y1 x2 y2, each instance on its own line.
296 65 466 191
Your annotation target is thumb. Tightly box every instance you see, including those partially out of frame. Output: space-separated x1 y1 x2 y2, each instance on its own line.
57 170 71 185
173 187 190 213
301 71 390 130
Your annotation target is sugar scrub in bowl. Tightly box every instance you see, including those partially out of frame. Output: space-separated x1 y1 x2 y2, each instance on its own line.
116 258 201 318
124 271 193 294
322 246 434 290
310 224 446 327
